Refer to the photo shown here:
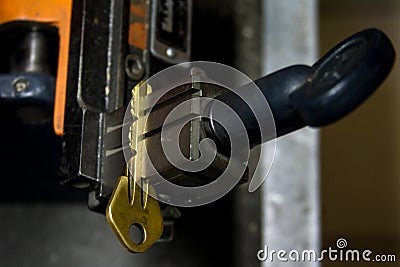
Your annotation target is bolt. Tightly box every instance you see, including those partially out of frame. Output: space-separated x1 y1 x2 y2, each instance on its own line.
166 47 176 58
13 78 29 92
125 54 145 80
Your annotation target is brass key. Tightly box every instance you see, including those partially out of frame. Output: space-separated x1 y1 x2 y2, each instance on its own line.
106 173 163 253
106 82 163 253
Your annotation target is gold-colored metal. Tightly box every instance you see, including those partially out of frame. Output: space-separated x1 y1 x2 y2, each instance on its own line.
128 82 151 207
106 82 163 253
106 175 163 253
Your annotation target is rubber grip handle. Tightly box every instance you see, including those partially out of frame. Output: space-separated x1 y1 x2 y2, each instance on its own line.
205 28 396 150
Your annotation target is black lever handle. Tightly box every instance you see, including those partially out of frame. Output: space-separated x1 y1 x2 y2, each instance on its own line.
205 28 396 150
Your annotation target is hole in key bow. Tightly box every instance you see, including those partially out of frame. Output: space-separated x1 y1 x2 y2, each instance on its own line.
129 223 146 244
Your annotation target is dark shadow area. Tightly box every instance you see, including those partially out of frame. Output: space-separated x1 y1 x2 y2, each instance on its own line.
0 119 86 201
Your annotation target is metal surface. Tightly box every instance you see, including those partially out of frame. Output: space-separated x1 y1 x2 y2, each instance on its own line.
126 79 248 188
61 0 194 212
61 0 143 212
0 21 59 76
60 0 130 191
261 0 320 266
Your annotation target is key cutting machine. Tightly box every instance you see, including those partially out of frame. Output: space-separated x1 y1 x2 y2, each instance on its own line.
0 0 395 253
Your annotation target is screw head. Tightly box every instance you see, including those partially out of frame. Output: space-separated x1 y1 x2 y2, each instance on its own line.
125 54 145 80
166 47 176 58
13 78 29 92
